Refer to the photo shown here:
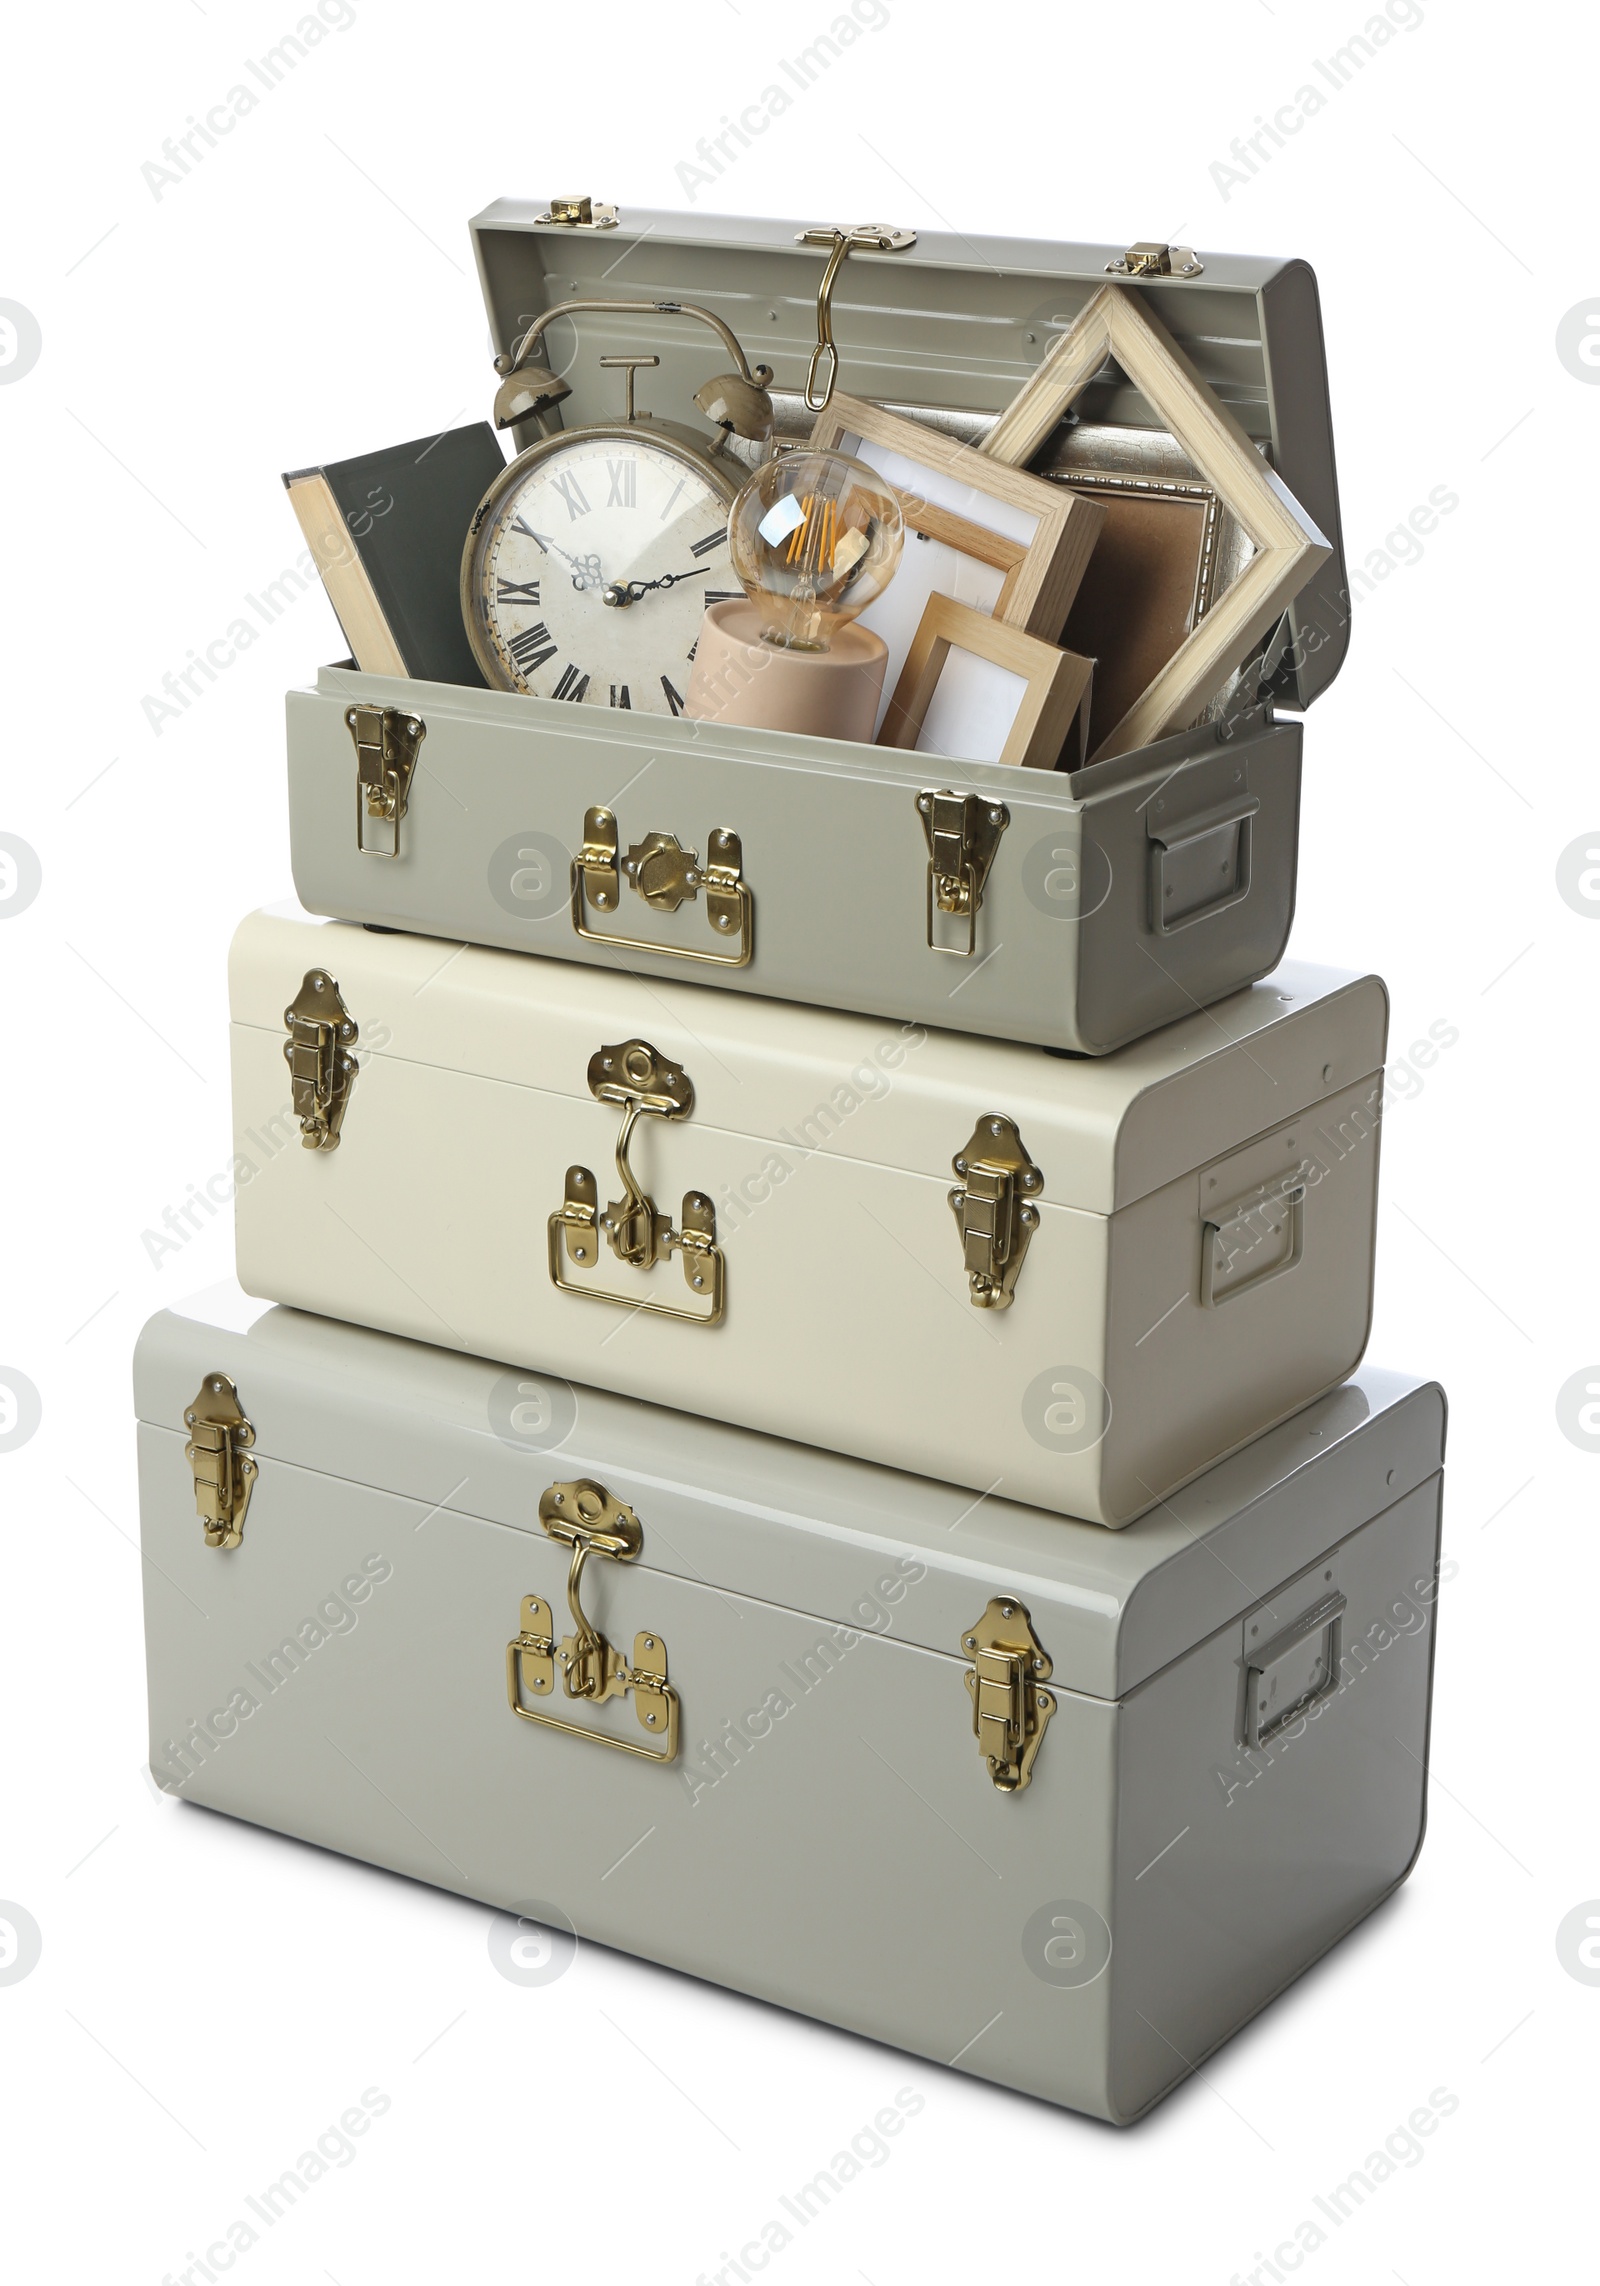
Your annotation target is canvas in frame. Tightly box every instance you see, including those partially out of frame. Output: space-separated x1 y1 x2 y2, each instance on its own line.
809 391 1105 736
981 284 1331 763
878 594 1094 772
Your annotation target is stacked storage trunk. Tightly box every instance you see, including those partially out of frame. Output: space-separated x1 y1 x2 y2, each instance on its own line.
136 205 1441 2124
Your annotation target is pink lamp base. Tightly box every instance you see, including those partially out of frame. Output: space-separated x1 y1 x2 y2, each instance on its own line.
684 600 887 742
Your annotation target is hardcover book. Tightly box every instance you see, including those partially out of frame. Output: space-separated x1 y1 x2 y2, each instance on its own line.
284 423 506 685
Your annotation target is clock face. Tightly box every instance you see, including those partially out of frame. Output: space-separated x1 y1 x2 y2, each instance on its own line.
464 430 741 715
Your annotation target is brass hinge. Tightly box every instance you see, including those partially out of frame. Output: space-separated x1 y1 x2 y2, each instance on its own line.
347 703 426 858
1105 240 1205 279
283 969 359 1150
533 195 620 230
962 1598 1055 1793
949 1115 1043 1309
917 790 1009 957
549 1040 724 1325
184 1373 256 1549
572 807 753 967
506 1479 679 1762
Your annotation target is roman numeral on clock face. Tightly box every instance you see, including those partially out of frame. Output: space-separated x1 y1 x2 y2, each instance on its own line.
496 576 542 603
508 622 557 676
607 459 637 508
661 676 686 716
510 516 546 549
552 664 590 703
610 685 631 709
552 472 591 520
689 527 729 559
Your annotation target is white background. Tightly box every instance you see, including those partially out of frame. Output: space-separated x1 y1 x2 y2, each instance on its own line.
0 1 1593 2278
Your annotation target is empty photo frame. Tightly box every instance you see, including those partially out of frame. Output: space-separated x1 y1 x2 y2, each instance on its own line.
879 595 1093 772
809 393 1105 737
982 285 1331 761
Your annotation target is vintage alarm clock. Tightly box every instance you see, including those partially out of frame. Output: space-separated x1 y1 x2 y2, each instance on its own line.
460 299 776 715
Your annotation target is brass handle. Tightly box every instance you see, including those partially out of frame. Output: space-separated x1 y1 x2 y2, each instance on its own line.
505 1480 680 1763
572 807 753 969
548 1040 725 1326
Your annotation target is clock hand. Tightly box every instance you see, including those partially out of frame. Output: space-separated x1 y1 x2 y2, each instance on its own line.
531 532 606 591
601 567 711 608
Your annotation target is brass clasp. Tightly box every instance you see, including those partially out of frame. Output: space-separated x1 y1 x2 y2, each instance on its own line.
572 807 753 968
794 223 917 412
346 703 426 858
549 1041 725 1325
950 1116 1043 1310
283 970 359 1150
506 1480 679 1763
962 1598 1055 1793
184 1373 256 1549
917 789 1009 956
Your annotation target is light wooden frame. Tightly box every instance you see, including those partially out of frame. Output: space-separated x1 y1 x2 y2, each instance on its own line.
809 392 1106 639
981 285 1330 762
878 595 1094 772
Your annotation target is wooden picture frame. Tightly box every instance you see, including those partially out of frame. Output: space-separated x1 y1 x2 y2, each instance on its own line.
808 392 1105 736
879 595 1093 772
981 285 1331 762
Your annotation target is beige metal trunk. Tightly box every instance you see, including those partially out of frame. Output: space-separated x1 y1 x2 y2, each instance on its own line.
229 905 1385 1526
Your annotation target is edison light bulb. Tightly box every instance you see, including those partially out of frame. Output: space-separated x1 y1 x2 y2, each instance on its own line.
729 449 904 652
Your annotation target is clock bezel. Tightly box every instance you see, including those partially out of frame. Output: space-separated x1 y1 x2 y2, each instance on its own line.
460 422 745 698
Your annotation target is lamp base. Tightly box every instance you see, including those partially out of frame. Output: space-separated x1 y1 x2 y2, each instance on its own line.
684 600 887 743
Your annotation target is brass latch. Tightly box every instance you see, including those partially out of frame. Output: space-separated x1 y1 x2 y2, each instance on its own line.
184 1373 256 1549
572 806 753 968
1105 240 1205 279
346 703 426 858
950 1116 1043 1309
506 1479 679 1762
533 196 620 230
962 1598 1055 1793
794 222 917 411
283 970 359 1150
549 1040 725 1325
917 790 1009 956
